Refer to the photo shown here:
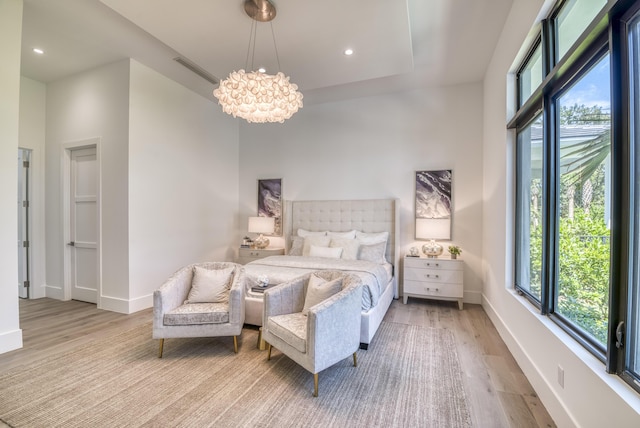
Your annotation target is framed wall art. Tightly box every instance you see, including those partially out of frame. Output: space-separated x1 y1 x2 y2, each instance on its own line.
415 170 452 240
257 178 282 236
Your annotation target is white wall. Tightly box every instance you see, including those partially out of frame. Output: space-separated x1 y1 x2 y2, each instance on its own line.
239 83 485 303
482 0 640 426
127 60 240 312
19 76 47 299
0 0 23 354
45 60 131 309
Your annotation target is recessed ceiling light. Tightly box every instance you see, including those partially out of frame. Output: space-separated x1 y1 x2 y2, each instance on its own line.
258 67 266 73
32 48 44 55
344 49 354 56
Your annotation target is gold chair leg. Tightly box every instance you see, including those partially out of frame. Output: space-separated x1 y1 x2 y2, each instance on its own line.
158 339 164 358
233 335 238 353
257 327 262 349
313 373 319 397
267 343 272 360
353 352 357 367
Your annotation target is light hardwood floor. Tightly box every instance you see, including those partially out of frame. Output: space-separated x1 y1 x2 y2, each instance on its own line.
1 298 555 427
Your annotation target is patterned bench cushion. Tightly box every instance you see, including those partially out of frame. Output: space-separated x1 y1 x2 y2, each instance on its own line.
267 313 308 353
163 302 229 326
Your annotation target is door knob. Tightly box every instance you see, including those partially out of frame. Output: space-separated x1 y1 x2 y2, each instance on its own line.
67 241 75 246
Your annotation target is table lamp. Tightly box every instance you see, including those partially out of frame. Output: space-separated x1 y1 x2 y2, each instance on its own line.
248 216 275 249
415 218 450 258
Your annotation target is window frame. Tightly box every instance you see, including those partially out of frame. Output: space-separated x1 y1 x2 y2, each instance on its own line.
511 0 640 393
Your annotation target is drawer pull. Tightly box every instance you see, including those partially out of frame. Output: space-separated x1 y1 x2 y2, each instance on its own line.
424 274 440 279
424 262 441 268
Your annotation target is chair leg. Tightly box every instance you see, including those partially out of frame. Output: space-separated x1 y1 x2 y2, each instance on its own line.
313 373 319 397
233 335 238 353
353 352 357 367
267 343 272 360
158 339 164 358
257 328 262 349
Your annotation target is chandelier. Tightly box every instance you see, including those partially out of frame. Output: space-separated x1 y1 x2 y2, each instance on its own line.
213 0 303 124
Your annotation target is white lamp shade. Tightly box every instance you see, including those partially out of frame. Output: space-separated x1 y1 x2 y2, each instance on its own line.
415 218 451 240
248 216 275 234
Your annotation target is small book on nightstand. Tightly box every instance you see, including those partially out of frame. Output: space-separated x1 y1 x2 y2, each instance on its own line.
250 284 278 293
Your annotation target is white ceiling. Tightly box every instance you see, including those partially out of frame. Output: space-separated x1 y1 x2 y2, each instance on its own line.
20 0 513 104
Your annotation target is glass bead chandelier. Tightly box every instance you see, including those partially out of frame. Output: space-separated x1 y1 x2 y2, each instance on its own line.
213 0 303 124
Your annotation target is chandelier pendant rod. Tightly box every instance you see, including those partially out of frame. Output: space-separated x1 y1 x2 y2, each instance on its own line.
269 22 282 73
244 18 258 71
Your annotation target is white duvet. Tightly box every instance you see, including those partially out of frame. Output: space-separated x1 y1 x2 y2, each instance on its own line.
244 255 392 311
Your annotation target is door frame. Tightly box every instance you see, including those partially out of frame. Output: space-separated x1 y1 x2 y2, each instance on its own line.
62 138 102 307
17 148 31 299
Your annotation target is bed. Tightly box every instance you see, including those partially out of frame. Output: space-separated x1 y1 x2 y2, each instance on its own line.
243 199 400 349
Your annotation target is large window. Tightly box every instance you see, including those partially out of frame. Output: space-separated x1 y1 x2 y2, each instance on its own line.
515 114 543 302
556 54 611 347
512 0 640 392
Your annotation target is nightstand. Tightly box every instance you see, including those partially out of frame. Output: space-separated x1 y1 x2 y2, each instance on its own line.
403 257 464 310
237 247 284 265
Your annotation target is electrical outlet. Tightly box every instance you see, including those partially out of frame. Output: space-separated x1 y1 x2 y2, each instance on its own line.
557 365 564 388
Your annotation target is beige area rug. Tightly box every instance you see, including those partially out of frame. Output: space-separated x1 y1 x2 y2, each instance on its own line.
0 322 471 428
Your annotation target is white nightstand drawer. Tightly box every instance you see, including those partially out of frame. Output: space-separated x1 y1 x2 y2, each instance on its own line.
237 247 284 264
404 257 461 271
404 280 463 298
404 268 462 284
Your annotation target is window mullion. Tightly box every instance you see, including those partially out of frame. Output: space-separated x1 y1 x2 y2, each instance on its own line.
541 95 557 315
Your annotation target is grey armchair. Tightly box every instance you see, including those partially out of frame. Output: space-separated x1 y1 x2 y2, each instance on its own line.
262 270 363 397
153 262 245 357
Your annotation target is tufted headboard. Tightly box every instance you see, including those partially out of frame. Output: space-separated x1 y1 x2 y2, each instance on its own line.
283 199 400 273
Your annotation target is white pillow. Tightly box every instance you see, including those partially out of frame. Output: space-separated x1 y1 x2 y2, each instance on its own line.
297 228 327 237
327 230 356 239
330 238 360 260
186 266 235 303
358 242 387 264
302 235 331 256
355 230 389 245
302 273 343 314
288 236 304 256
309 245 343 259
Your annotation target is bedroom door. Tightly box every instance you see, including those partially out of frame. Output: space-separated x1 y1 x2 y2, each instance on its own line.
68 147 98 303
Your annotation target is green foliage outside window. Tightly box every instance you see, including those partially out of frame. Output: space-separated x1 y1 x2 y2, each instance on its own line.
528 203 609 343
525 104 611 344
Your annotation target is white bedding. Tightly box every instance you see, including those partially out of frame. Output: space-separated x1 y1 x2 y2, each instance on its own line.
244 255 392 311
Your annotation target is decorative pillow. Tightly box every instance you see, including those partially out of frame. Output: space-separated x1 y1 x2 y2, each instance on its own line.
355 230 389 245
186 266 235 304
302 274 343 314
297 229 328 237
358 242 387 264
309 245 343 259
302 235 331 256
289 236 304 256
327 230 356 239
330 238 360 260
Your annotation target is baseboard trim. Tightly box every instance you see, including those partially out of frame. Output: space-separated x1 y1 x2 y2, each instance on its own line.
463 289 482 305
99 294 152 314
45 284 64 300
0 328 23 354
129 294 153 313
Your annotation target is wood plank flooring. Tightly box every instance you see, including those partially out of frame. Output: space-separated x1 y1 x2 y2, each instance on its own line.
1 298 555 427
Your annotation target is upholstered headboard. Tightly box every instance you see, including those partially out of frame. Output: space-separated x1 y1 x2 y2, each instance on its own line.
283 199 400 273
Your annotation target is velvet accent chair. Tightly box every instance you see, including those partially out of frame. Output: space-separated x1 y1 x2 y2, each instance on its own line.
262 270 363 397
153 262 245 358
